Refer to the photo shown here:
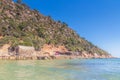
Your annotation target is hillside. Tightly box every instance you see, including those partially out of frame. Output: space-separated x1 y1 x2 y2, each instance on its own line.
0 0 111 57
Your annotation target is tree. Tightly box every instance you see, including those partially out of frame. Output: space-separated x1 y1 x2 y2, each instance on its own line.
17 0 22 4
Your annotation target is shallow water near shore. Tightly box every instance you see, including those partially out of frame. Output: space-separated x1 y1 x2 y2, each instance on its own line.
0 59 120 80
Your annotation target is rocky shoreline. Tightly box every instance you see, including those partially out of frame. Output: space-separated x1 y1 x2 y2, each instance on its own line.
0 53 113 60
0 56 113 60
0 44 113 60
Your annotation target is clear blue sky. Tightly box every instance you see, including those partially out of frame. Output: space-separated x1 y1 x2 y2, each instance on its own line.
19 0 120 57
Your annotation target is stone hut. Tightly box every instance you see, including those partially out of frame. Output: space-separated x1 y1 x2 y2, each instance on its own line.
8 45 37 57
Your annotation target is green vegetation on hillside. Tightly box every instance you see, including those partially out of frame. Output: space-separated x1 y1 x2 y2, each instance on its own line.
0 0 109 55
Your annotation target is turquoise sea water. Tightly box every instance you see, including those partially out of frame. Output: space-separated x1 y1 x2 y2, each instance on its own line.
0 59 120 80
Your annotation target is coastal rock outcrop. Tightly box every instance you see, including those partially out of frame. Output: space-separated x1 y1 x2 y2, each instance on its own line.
0 0 112 59
0 44 113 60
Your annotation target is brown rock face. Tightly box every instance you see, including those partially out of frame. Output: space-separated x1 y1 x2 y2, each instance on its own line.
41 44 68 55
0 44 10 56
